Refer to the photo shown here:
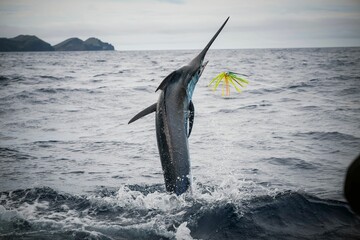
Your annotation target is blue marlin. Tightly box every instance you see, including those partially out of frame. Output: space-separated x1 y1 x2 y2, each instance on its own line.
128 17 229 195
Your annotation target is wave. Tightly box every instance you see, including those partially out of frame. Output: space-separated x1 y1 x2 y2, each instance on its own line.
262 157 318 170
0 75 9 82
288 82 313 89
247 87 284 95
0 87 102 103
0 75 26 85
0 75 75 87
0 147 34 161
38 75 61 80
132 85 154 93
217 101 273 113
0 186 359 240
339 87 359 96
35 87 102 94
294 131 360 142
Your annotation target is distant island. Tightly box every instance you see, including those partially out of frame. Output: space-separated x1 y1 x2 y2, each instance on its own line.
0 35 115 52
53 37 114 51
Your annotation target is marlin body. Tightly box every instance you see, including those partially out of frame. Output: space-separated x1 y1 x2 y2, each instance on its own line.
129 17 229 195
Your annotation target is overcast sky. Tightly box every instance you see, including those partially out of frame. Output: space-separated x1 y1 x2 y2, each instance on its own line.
0 0 359 50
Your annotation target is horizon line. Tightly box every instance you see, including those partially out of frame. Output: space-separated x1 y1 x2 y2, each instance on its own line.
116 45 360 52
1 45 359 53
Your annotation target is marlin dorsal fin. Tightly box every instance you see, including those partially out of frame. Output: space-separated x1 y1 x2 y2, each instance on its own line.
128 103 157 124
155 70 180 92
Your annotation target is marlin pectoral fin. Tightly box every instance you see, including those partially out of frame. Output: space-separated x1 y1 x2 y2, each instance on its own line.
128 103 157 124
155 70 179 92
188 100 195 138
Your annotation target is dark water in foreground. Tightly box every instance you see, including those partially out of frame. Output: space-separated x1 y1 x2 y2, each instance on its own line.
0 48 360 239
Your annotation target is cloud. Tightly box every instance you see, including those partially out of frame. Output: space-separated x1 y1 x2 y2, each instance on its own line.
0 0 359 49
157 0 185 3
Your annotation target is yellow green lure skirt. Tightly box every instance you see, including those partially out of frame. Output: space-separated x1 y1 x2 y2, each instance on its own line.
208 71 249 96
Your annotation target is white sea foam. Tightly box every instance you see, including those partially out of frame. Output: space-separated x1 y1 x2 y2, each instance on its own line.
175 222 193 240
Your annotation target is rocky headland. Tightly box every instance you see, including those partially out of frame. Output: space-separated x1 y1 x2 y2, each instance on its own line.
0 35 115 52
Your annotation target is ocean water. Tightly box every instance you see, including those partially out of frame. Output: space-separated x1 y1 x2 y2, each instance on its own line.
0 48 359 239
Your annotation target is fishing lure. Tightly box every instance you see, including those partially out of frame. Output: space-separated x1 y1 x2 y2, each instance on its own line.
208 71 249 96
